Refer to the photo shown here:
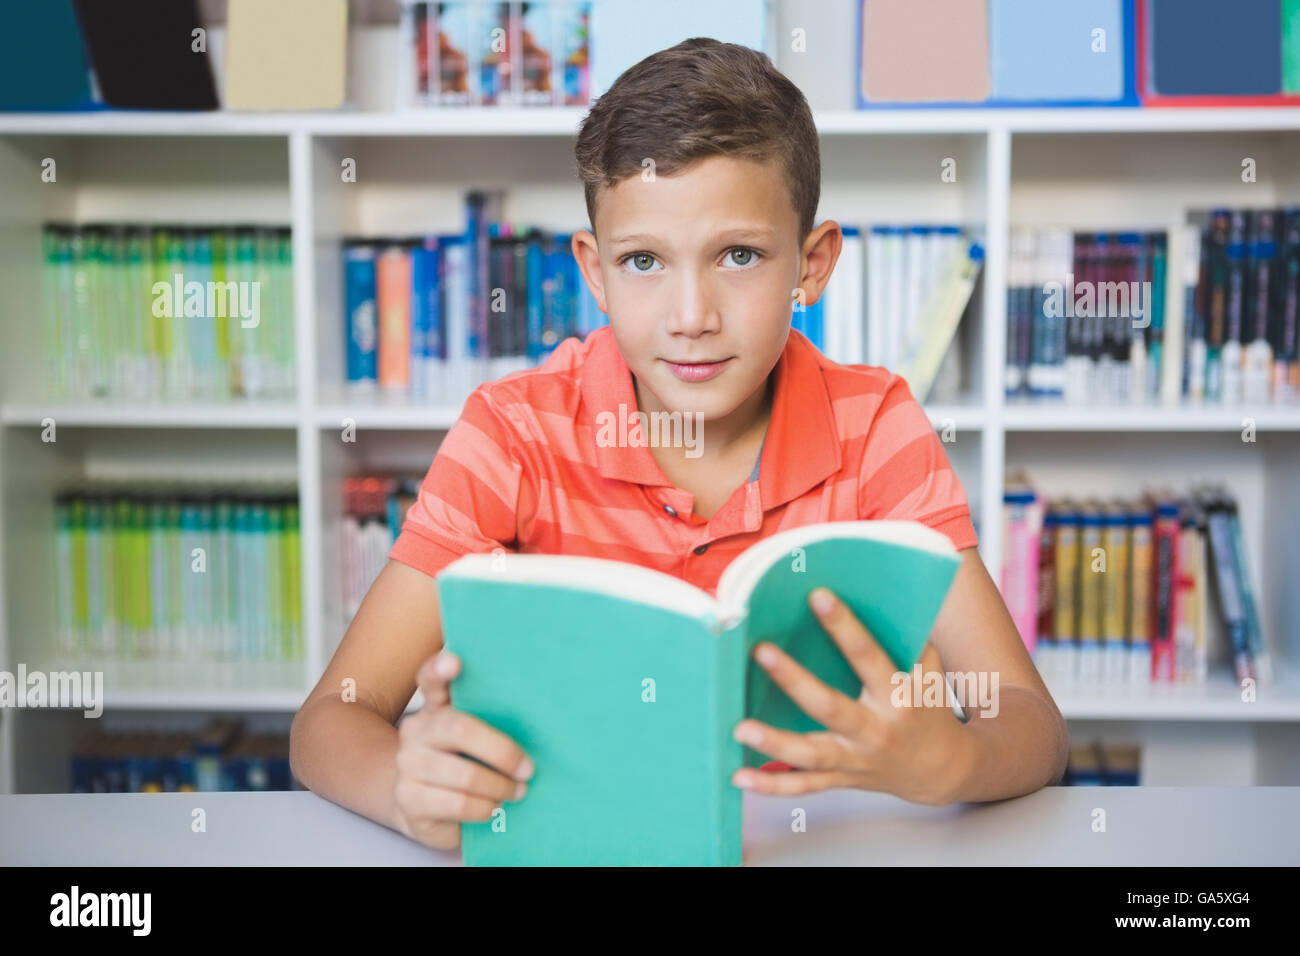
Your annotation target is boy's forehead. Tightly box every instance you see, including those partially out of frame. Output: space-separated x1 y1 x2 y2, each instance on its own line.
595 155 795 242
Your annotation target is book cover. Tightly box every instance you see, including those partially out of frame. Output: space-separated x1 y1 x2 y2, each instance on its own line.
436 520 961 866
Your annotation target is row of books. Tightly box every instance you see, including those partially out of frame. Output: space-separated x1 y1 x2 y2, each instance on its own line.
1005 209 1300 407
1005 227 1168 404
71 721 298 794
1182 208 1300 404
342 476 421 622
855 225 984 403
39 222 296 402
1062 742 1141 787
342 196 606 403
1001 478 1269 686
401 1 592 108
49 486 303 671
340 208 981 409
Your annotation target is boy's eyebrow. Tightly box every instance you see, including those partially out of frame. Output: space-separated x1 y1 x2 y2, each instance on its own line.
608 227 777 247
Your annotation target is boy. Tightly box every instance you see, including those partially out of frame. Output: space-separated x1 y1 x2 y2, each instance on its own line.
291 38 1067 852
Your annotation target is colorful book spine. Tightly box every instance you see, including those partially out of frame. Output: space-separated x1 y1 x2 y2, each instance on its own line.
1052 501 1081 682
1035 505 1058 670
1000 487 1041 656
1149 499 1181 681
1128 510 1154 684
1101 503 1131 683
344 241 379 390
342 476 423 622
1007 480 1259 688
40 222 293 402
1182 206 1300 405
376 244 412 391
47 485 302 684
1076 500 1106 682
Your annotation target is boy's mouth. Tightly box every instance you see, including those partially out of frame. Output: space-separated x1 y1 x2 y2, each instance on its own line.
661 357 733 383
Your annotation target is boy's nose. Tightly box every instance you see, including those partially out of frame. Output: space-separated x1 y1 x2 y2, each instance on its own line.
664 276 722 338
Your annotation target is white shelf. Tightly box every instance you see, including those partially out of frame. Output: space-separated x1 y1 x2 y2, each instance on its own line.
924 404 986 431
30 689 308 712
1 402 299 429
1051 671 1300 722
314 395 466 431
1002 403 1300 432
5 107 1300 138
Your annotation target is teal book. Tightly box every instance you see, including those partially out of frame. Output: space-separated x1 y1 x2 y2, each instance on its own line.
435 520 963 866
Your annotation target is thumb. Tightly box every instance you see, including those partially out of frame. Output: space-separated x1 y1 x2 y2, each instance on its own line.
416 650 459 710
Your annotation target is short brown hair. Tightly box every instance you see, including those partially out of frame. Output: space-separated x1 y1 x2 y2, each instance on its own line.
574 37 820 242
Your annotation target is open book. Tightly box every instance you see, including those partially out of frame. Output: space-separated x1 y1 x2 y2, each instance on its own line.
436 520 963 866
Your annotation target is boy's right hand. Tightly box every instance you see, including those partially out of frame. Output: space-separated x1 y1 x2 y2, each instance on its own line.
393 650 534 851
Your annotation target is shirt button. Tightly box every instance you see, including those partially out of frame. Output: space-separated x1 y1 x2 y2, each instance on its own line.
663 505 677 517
693 544 709 555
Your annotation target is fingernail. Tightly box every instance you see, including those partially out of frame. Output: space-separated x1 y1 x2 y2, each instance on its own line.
434 653 456 677
732 770 753 790
514 782 528 800
810 588 835 616
735 723 762 746
755 645 777 669
516 758 534 781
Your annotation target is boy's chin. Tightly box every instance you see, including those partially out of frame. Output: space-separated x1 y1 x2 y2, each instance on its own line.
649 379 754 421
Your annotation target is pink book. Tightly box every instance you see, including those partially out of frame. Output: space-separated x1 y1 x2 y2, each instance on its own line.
1001 487 1041 655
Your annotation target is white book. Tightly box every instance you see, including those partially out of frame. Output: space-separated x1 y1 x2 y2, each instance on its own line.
866 226 886 366
883 228 904 370
902 226 928 368
845 229 865 365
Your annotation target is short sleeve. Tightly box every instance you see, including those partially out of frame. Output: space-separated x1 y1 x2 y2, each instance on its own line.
388 387 526 578
857 375 978 551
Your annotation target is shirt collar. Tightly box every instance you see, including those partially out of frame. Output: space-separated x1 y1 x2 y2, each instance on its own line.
578 325 842 511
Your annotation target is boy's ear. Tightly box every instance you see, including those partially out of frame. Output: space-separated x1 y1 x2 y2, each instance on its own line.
796 221 843 308
571 229 607 312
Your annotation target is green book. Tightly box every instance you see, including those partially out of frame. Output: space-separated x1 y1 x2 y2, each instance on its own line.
436 520 963 867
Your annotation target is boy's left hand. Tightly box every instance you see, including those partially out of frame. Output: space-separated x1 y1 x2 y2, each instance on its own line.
731 586 975 806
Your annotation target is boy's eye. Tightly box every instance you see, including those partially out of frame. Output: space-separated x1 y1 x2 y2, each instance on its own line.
623 252 660 273
724 247 760 268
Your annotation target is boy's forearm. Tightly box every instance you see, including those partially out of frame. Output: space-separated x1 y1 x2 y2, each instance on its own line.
290 697 402 830
945 686 1069 803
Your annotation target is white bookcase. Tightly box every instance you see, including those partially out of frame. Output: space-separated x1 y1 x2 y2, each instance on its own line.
2 107 1299 794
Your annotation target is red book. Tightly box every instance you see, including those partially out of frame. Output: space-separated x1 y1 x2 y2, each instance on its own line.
1150 501 1181 681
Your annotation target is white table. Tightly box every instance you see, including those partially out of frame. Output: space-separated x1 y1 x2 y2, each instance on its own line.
3 786 1298 865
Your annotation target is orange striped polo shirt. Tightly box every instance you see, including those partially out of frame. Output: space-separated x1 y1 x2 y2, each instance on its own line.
389 324 978 596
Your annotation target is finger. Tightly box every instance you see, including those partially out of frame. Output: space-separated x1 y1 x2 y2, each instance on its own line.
752 641 868 738
731 765 855 796
416 651 459 710
397 747 528 803
395 776 500 823
733 720 860 773
427 708 535 782
407 818 461 851
807 587 898 703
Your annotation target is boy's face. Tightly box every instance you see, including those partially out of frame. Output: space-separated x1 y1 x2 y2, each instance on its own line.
573 155 836 435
